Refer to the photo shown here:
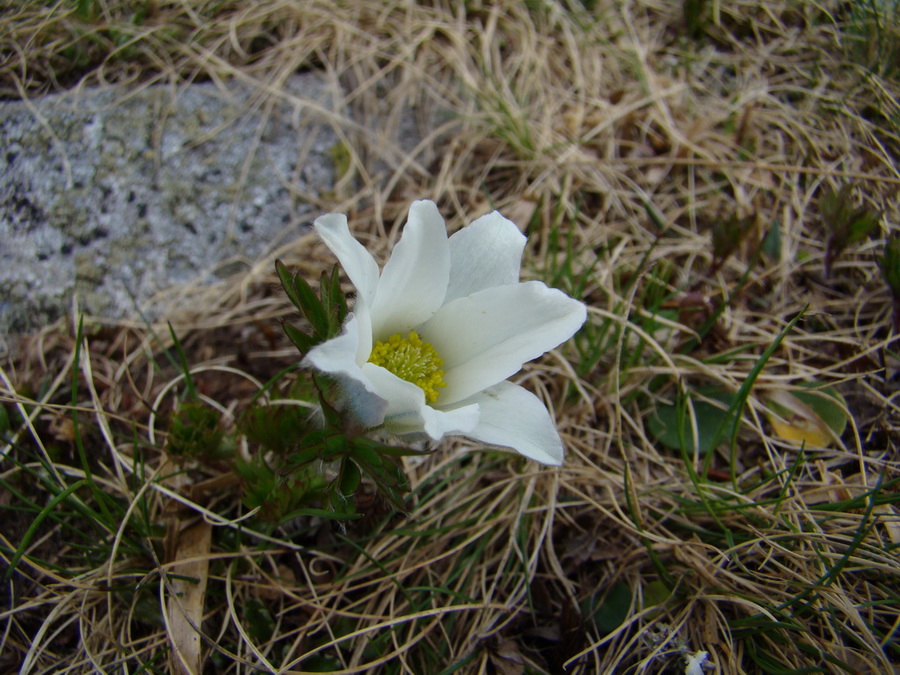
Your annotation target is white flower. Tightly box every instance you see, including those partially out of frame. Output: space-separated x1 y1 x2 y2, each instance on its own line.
684 650 710 675
305 199 586 465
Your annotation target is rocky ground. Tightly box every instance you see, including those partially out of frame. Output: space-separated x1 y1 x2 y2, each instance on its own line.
1 72 339 335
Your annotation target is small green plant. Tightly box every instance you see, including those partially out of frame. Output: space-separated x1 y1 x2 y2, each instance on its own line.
710 211 757 273
842 0 900 77
682 0 709 39
880 234 900 332
163 258 425 523
820 183 881 276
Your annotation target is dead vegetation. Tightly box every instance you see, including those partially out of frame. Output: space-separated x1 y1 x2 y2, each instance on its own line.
1 0 899 673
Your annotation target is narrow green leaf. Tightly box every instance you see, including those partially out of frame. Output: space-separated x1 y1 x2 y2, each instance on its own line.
72 317 114 522
643 200 666 230
239 401 312 455
0 404 10 436
880 236 900 294
683 0 708 38
75 0 94 20
720 308 806 485
846 209 880 245
276 260 330 335
275 259 302 310
6 480 87 580
712 212 755 262
350 442 385 469
314 374 343 428
282 321 313 354
821 184 881 275
167 323 196 400
293 277 330 335
278 507 361 523
321 264 348 336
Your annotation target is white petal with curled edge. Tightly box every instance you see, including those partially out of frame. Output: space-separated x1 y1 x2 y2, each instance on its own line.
314 213 380 307
461 381 565 465
444 211 526 303
361 363 481 440
419 281 587 405
304 315 387 427
304 314 364 377
370 200 450 340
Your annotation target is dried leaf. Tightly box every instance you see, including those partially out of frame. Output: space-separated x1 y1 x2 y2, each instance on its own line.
488 638 526 675
167 520 212 675
764 386 847 449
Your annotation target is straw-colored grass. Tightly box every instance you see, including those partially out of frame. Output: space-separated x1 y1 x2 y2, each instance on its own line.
2 1 899 673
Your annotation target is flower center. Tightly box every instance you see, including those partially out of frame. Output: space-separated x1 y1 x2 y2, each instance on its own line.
368 331 446 403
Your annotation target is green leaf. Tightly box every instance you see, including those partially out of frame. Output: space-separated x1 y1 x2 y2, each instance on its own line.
353 437 430 458
238 401 313 455
167 323 196 400
845 209 881 245
584 582 631 634
6 480 87 580
649 390 738 456
880 235 900 296
283 430 347 469
329 141 353 180
683 0 708 39
792 386 848 437
643 579 672 609
339 458 362 496
243 599 276 645
0 404 11 437
761 221 782 261
276 259 303 312
820 184 852 225
313 375 344 429
236 456 326 521
350 441 385 469
821 184 881 275
328 486 356 517
282 321 313 354
278 507 361 522
166 400 228 460
75 0 96 20
276 259 334 341
765 383 848 448
321 264 348 336
712 212 756 263
349 446 410 512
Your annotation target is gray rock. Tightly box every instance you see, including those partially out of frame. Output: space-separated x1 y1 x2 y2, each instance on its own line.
0 73 340 334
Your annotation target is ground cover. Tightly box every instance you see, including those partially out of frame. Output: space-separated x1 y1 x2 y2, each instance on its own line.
1 1 899 672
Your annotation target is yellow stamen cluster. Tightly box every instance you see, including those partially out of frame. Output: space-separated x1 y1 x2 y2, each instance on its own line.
368 331 446 403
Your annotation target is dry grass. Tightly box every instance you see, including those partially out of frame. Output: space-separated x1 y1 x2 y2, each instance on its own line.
2 0 899 673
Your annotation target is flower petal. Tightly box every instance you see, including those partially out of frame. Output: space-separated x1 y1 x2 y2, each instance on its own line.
369 200 450 340
336 375 388 428
361 363 480 440
444 211 526 303
304 313 363 376
419 281 586 405
351 297 373 365
304 314 386 427
461 381 565 465
314 213 380 307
